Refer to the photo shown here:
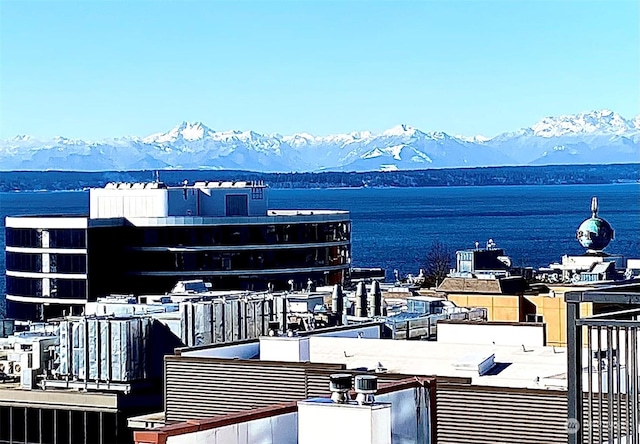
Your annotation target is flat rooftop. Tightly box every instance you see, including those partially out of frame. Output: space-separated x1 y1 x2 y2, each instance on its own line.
0 382 120 410
306 336 574 389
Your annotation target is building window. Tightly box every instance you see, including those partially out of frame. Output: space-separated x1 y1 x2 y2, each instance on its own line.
526 314 544 323
6 276 43 297
49 229 86 248
251 187 264 200
51 254 87 274
225 195 249 216
52 279 87 300
6 228 41 248
6 252 42 273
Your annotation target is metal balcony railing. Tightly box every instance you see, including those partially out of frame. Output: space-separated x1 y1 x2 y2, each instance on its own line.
567 284 640 444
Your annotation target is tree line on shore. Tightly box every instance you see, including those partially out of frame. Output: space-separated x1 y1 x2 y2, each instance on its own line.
0 163 637 192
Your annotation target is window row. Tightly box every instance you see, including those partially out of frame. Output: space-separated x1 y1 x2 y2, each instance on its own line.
6 228 86 248
6 252 87 274
0 406 120 444
6 276 87 299
125 246 351 272
127 222 351 248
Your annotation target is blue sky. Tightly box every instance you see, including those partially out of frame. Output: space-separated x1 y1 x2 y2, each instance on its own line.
1 0 638 139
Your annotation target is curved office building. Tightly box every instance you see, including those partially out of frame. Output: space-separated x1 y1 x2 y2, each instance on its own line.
5 181 351 320
5 217 89 320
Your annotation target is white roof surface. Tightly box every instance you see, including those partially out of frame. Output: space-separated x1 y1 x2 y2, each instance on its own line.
308 336 579 389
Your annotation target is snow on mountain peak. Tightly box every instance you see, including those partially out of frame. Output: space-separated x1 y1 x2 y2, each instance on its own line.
455 134 491 143
531 109 633 137
144 121 215 144
2 108 638 172
382 124 416 137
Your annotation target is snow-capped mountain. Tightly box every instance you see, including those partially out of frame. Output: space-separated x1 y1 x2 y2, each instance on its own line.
488 110 639 165
530 109 633 137
1 109 638 172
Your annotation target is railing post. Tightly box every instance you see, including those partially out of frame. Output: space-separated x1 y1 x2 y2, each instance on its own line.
567 294 583 444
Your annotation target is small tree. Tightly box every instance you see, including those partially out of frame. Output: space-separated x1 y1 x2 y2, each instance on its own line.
423 241 453 288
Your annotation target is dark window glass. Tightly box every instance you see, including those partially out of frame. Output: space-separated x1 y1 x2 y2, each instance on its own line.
52 279 87 300
49 229 86 248
127 245 349 272
6 276 42 297
128 221 349 248
51 254 87 274
6 252 42 272
225 195 248 216
6 228 41 248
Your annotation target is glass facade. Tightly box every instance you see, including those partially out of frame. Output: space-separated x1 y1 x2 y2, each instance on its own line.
6 228 42 248
6 228 86 249
50 279 88 299
6 252 86 274
128 246 349 272
87 219 351 298
6 252 42 273
6 217 350 319
6 276 42 298
134 222 350 247
49 229 86 248
50 254 87 273
5 225 89 320
6 276 87 300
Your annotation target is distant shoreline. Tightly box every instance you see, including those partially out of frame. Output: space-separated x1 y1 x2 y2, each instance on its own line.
0 163 638 192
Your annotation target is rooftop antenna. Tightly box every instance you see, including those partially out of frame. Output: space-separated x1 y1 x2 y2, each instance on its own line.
591 196 598 217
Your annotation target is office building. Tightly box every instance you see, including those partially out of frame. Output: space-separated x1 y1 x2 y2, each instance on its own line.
5 181 351 320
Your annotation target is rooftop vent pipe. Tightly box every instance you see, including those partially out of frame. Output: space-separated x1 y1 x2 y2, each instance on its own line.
329 373 353 404
331 284 344 324
368 281 382 317
355 375 378 405
356 282 367 317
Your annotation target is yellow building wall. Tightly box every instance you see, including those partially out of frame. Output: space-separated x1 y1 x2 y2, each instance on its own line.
447 290 593 347
525 293 593 347
447 293 520 322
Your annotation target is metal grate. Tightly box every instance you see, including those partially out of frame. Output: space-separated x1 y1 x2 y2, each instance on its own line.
164 357 344 422
436 383 568 443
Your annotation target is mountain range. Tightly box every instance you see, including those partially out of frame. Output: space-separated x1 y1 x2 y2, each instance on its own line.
1 109 638 172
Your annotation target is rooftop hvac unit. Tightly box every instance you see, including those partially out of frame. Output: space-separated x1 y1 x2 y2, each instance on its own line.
0 360 22 378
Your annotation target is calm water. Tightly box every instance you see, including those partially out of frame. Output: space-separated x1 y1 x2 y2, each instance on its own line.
1 184 639 298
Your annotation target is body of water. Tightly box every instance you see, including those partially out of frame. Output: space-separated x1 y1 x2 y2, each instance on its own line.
1 184 639 297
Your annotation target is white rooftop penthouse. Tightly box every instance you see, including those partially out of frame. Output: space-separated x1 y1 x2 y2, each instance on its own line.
90 180 269 218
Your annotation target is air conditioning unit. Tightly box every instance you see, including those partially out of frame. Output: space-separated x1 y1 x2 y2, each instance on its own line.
0 361 22 377
10 361 23 377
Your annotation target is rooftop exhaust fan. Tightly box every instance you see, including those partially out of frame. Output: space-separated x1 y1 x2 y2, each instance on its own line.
329 373 352 404
355 375 378 405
